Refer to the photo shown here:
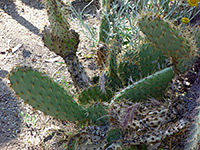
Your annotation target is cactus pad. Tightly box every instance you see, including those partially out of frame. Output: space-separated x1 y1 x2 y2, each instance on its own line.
138 13 197 72
138 44 168 77
106 128 121 145
114 67 175 101
139 14 190 57
106 41 122 90
118 44 168 85
118 50 140 85
42 27 80 58
78 85 113 105
9 66 87 121
86 103 109 125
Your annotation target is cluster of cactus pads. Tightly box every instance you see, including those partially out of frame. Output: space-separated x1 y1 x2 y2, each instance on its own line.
9 0 200 149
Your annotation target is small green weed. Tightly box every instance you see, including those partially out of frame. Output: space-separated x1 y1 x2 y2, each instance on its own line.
56 62 65 65
19 111 37 127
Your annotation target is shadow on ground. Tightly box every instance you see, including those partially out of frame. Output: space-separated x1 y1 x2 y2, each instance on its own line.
20 0 44 10
0 0 98 36
0 71 23 146
0 70 9 78
0 0 44 36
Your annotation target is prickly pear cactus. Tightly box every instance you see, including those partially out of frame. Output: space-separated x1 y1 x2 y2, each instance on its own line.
105 40 123 91
118 43 168 85
138 12 197 73
67 72 200 149
193 26 200 53
9 66 87 121
9 66 110 125
86 103 109 125
78 85 113 105
118 49 139 85
42 0 90 90
114 67 175 101
8 0 200 149
112 12 198 102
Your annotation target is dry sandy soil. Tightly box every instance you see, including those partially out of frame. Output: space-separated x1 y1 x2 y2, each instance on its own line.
0 0 99 149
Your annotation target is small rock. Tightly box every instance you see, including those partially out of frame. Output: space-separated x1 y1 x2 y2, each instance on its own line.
12 44 22 53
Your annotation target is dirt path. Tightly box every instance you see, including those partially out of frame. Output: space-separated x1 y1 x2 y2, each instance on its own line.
0 0 99 149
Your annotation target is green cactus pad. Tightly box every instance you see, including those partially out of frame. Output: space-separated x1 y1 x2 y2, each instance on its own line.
193 27 200 53
86 103 108 125
138 13 196 72
106 128 121 144
78 85 113 105
114 67 175 101
176 56 197 73
139 14 190 57
118 44 168 85
9 66 87 121
118 50 140 85
138 44 168 77
42 28 80 58
106 41 122 90
45 0 70 39
42 0 80 58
